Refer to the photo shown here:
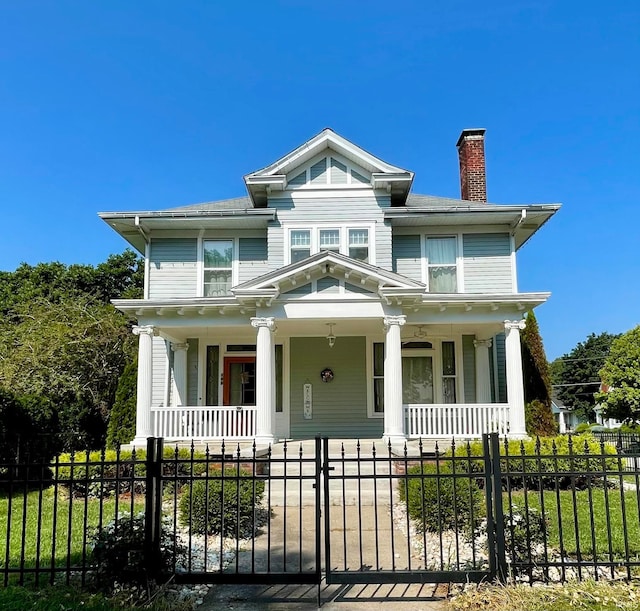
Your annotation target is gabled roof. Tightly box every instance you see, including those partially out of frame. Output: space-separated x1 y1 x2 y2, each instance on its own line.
244 128 414 207
232 250 425 300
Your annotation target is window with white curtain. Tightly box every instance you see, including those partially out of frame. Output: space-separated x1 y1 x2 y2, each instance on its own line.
203 240 233 296
426 237 458 293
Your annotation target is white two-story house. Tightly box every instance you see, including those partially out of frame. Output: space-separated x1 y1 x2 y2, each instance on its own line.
100 128 559 445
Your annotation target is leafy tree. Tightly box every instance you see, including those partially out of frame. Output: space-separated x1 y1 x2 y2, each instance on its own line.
0 296 136 450
555 332 619 421
596 325 640 423
0 250 143 314
521 311 556 435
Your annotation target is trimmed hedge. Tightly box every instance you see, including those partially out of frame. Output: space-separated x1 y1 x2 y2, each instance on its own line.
179 467 265 538
54 447 209 497
448 433 619 490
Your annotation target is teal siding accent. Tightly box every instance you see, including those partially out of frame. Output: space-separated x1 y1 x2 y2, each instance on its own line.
238 237 269 283
317 277 340 293
345 282 373 295
151 336 168 406
392 234 422 282
310 159 327 183
494 333 507 403
187 339 199 406
288 171 306 186
462 335 476 403
149 238 198 298
463 233 512 293
284 283 312 295
289 337 382 438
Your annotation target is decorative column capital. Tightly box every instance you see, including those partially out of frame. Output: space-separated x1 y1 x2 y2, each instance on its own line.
171 342 189 352
474 338 493 349
132 325 155 337
504 319 526 332
251 317 275 331
383 315 406 331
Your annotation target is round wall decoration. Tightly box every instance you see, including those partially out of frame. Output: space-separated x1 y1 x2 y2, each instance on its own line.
320 368 334 383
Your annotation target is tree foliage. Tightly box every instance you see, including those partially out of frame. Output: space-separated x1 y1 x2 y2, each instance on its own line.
521 311 556 435
596 325 640 423
106 358 138 449
553 332 619 421
0 251 143 452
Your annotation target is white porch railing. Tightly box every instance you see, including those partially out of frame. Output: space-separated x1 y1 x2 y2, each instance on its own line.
150 406 258 440
405 403 510 438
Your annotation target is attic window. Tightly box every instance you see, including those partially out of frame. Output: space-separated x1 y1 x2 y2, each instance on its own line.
287 156 371 188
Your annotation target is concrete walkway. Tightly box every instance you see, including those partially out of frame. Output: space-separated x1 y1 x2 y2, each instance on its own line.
196 438 451 609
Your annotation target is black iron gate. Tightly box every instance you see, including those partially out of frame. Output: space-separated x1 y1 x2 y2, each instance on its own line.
322 435 505 585
154 434 506 588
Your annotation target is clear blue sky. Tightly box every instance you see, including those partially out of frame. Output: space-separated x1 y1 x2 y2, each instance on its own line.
1 1 638 359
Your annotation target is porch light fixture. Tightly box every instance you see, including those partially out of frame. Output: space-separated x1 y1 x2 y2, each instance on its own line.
326 323 336 348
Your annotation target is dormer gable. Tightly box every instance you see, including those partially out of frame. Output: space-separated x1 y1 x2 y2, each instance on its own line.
244 128 414 207
286 152 372 189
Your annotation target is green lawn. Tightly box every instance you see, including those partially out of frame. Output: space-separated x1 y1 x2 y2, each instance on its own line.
507 488 640 560
0 488 144 582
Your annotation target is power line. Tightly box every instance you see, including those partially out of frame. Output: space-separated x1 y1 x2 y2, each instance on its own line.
552 382 601 387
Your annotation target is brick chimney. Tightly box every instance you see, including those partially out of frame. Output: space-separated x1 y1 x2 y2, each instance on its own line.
456 128 487 202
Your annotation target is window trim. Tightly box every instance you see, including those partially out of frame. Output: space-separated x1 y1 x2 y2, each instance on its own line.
198 237 238 297
285 223 375 265
424 235 462 293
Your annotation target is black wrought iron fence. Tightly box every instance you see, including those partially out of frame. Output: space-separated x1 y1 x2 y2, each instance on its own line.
0 434 638 588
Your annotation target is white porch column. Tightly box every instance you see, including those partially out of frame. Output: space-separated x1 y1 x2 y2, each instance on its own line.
383 315 406 444
171 342 189 406
558 410 567 434
251 317 275 444
504 319 527 438
473 338 493 404
132 325 154 445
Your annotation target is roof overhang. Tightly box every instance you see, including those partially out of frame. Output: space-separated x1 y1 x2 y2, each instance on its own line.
98 209 276 252
385 204 560 249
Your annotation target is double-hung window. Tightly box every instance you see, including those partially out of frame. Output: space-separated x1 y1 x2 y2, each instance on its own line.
426 236 458 293
290 230 311 263
288 226 371 263
348 229 369 262
203 239 233 296
319 229 340 253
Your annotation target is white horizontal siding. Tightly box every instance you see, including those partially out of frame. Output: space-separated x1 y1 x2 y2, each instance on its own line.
463 233 513 293
238 237 270 283
149 238 197 298
151 336 168 407
392 234 422 282
268 194 391 270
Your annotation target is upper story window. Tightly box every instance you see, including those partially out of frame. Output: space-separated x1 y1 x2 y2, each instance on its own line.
287 226 371 264
291 230 311 263
287 155 371 189
348 229 369 263
426 236 458 293
203 239 233 296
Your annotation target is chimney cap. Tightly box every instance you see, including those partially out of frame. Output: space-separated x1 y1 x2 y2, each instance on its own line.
456 128 486 148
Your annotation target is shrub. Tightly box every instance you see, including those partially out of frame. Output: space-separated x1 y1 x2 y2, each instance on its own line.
448 434 619 490
106 359 137 449
90 511 185 586
503 506 548 575
575 422 591 433
398 462 483 533
179 467 265 538
54 447 208 497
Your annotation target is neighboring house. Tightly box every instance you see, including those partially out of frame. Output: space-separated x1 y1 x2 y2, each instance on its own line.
551 393 586 433
100 128 559 445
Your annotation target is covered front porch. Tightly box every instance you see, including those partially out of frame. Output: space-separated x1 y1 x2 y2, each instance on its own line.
130 314 528 445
